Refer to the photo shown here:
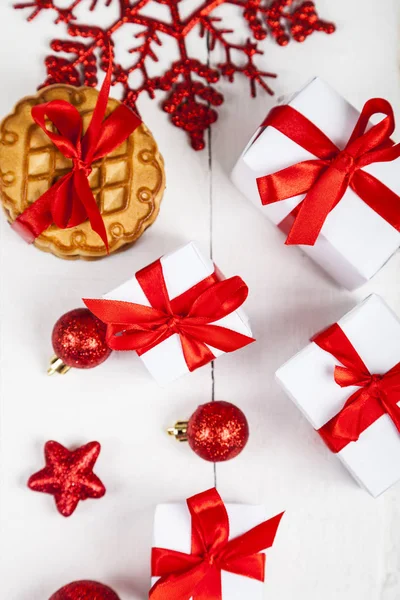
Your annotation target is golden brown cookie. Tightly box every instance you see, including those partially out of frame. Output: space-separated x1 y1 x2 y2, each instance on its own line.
0 85 165 259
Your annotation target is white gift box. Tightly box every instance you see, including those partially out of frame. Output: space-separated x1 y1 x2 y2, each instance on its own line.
231 77 400 290
276 294 400 497
103 242 252 386
152 502 268 600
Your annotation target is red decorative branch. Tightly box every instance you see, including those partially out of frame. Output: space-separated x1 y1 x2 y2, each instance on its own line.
201 16 277 96
14 0 335 150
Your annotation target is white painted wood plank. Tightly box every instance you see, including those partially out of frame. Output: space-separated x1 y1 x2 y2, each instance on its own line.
211 1 400 598
0 3 214 599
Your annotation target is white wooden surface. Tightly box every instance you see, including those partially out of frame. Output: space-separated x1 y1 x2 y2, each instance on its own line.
0 1 400 599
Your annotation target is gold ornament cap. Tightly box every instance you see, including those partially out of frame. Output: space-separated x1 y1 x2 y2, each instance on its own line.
167 421 189 442
47 355 71 376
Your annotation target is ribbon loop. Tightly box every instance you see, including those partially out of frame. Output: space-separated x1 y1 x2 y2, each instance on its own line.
84 258 254 373
150 488 284 600
314 323 400 452
31 100 83 155
13 58 142 251
257 98 400 246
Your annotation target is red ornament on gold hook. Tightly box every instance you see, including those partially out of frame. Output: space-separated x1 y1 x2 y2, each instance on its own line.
49 581 120 600
168 401 249 462
48 308 112 375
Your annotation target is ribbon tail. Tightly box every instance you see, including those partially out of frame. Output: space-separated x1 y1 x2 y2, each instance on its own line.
222 512 284 564
73 170 109 251
83 298 170 352
286 167 349 245
180 334 216 372
178 324 254 372
83 298 167 326
83 54 142 163
149 561 209 600
152 547 203 578
222 553 266 581
81 56 113 162
66 183 91 227
107 324 169 353
193 566 222 600
12 175 71 242
83 298 165 329
183 323 255 353
51 175 77 228
257 161 324 206
331 389 368 441
318 389 369 452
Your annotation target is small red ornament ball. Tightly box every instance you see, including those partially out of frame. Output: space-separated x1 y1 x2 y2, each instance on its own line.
49 581 120 600
52 308 112 369
188 401 249 462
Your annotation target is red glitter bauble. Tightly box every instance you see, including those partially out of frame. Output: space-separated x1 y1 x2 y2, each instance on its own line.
52 308 112 369
187 401 249 462
50 580 120 600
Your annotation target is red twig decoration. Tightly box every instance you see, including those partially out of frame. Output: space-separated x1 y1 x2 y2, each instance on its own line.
14 0 335 150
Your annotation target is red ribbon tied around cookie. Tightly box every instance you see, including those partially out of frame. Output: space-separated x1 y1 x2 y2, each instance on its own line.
12 60 141 250
84 258 254 372
257 98 400 245
149 487 284 600
314 323 400 453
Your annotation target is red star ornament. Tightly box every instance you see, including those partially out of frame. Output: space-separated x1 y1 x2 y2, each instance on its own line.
28 440 106 517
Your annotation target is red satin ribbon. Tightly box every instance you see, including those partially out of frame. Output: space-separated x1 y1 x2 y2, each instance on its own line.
149 487 284 600
84 258 254 372
314 323 400 453
12 60 141 250
257 99 400 245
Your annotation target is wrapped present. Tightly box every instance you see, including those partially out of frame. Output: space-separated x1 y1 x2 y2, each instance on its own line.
231 77 400 289
276 294 400 497
0 60 165 259
84 242 254 385
150 487 284 600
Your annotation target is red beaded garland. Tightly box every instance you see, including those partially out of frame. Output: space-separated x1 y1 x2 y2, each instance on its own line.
188 401 249 462
15 0 335 151
50 580 120 600
52 308 112 370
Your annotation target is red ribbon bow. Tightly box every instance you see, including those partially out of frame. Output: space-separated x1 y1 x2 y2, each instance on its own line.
314 323 400 453
84 258 254 372
257 98 400 245
12 60 141 250
150 488 284 600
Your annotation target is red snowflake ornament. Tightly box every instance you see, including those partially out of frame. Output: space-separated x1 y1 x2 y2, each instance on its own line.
15 0 335 150
28 440 106 517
